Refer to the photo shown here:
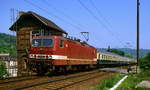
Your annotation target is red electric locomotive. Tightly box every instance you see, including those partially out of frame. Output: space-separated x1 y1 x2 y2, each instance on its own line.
29 35 97 74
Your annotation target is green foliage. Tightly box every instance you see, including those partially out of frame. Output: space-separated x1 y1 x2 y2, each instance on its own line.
140 52 150 69
93 74 125 90
94 71 150 90
116 75 140 90
0 33 16 57
116 70 150 90
125 54 133 58
107 49 125 56
0 61 8 79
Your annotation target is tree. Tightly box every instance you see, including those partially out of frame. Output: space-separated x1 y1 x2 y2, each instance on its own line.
0 33 16 57
140 52 150 69
0 61 8 79
125 54 133 58
107 49 125 56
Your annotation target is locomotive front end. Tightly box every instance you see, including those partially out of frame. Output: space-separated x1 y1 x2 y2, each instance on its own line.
29 36 55 74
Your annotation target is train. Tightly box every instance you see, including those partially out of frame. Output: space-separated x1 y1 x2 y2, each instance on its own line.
8 11 136 75
29 34 136 74
97 51 136 66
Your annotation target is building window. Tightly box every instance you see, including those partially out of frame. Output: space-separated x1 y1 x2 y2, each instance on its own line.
32 30 43 36
44 30 51 36
32 29 52 36
60 40 64 48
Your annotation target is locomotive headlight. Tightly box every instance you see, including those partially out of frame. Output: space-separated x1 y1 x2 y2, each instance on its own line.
48 55 52 59
29 54 35 58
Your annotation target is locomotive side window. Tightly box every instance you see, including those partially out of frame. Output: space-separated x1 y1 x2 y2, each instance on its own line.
60 40 64 48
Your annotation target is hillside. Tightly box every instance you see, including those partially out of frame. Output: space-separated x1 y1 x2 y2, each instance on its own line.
0 33 16 57
118 48 150 58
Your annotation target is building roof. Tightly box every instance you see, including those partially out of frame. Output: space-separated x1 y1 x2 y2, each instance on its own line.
9 11 67 34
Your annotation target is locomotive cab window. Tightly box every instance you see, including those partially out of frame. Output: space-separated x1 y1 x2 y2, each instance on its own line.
32 38 53 47
60 40 64 48
43 39 53 47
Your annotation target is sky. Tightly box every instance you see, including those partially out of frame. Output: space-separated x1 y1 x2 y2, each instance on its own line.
0 0 150 49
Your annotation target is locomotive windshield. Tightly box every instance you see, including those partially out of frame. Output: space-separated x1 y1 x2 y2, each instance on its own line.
32 39 53 47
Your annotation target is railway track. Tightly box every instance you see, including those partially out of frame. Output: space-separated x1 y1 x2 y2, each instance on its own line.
0 76 39 84
0 75 50 90
40 71 112 90
4 70 114 90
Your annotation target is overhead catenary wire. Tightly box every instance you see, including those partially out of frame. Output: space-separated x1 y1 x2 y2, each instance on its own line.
90 0 134 48
39 0 100 43
24 0 82 39
78 0 124 46
42 0 89 30
90 0 128 47
77 0 126 47
42 0 89 40
24 0 84 32
24 0 103 45
92 0 135 48
89 0 123 46
24 0 123 48
41 0 105 44
25 0 100 44
90 0 112 28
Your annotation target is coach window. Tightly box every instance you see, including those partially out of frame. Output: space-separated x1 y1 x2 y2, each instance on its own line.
102 55 104 59
60 40 64 48
100 55 102 59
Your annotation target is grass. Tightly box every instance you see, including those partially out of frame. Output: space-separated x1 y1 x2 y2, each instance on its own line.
93 73 125 90
116 70 150 90
93 70 150 90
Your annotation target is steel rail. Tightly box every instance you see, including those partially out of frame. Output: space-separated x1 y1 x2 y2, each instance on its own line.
53 72 110 90
0 76 38 85
8 70 108 90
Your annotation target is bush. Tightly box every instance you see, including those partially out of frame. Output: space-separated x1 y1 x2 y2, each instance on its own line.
140 52 150 69
0 61 8 79
117 70 150 90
